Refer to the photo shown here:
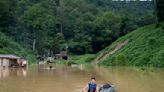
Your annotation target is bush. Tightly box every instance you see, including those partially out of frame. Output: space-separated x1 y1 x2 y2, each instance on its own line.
116 54 127 65
152 50 164 67
147 37 158 49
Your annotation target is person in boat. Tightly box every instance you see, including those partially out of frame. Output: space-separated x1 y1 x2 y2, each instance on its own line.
81 77 99 92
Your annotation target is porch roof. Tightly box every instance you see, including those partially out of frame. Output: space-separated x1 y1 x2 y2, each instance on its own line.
0 54 21 59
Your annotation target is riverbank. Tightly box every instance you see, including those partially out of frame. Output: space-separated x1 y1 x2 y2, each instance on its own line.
40 23 164 68
54 54 95 65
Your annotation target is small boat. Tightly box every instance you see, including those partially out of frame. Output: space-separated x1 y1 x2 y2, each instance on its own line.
99 83 115 92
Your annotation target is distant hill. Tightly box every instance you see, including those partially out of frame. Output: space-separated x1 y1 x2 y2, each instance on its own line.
93 23 164 67
0 32 36 63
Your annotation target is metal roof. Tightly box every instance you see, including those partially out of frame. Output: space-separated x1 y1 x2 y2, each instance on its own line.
0 54 21 59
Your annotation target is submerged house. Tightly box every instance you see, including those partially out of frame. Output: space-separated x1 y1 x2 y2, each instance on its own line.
0 54 27 68
55 51 68 60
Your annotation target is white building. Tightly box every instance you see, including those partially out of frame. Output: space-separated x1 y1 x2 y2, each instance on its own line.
0 54 27 68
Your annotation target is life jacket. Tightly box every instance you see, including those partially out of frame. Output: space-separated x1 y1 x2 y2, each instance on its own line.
88 83 97 92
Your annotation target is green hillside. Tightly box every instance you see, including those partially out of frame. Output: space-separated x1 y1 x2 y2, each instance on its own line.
0 32 36 63
95 23 164 67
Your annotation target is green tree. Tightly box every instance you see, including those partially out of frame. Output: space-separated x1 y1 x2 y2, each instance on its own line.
91 12 121 52
156 0 164 22
20 3 56 55
0 0 18 34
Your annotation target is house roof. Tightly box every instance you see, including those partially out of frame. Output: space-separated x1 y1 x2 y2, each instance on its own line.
0 54 21 59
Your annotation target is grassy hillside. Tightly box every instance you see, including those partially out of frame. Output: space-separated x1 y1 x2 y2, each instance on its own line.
0 32 37 64
96 23 164 67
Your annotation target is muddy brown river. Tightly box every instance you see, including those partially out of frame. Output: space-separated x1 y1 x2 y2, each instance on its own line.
0 65 164 92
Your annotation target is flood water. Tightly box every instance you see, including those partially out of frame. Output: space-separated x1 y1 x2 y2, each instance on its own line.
0 65 164 92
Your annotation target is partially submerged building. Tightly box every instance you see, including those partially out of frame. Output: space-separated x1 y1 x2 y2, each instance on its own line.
0 54 27 68
55 51 68 60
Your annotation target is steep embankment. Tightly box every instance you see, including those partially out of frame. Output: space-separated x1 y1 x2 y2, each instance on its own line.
0 32 36 63
92 40 129 64
93 23 164 67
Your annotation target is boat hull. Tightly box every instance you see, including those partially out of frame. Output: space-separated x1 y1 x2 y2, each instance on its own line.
99 84 115 92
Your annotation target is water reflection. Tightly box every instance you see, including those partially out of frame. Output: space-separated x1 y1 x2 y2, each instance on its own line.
0 65 164 92
93 66 164 92
0 67 27 79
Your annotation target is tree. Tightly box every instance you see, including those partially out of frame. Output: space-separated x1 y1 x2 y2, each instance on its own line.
0 0 18 34
20 3 56 55
156 0 164 22
0 0 156 55
91 12 121 53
